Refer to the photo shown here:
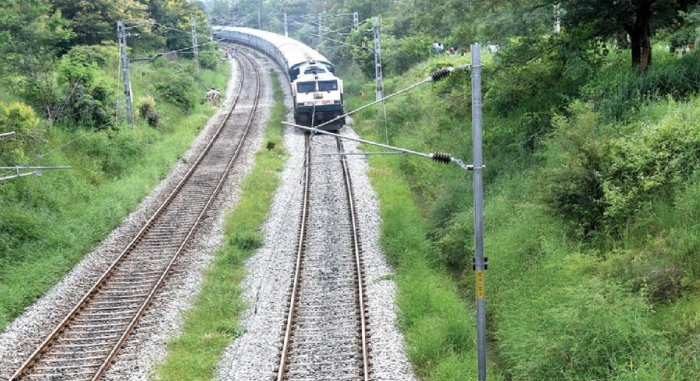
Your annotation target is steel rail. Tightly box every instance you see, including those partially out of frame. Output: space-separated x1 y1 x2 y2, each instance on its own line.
275 134 370 381
276 133 312 381
10 51 261 381
336 137 371 381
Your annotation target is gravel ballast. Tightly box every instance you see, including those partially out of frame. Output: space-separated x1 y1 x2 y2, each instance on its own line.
216 70 417 380
0 51 274 381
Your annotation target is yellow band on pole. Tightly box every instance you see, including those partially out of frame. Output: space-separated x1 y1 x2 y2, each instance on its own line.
475 271 486 299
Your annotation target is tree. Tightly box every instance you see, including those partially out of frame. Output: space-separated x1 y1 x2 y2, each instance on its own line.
0 1 72 116
560 0 700 71
0 0 71 74
50 0 148 46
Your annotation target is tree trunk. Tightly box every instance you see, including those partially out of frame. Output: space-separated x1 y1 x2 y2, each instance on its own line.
628 1 653 71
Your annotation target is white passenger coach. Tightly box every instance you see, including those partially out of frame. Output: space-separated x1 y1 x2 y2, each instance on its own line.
213 26 345 130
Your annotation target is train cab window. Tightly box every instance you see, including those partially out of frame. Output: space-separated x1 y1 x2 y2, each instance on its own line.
318 80 338 92
304 67 326 74
297 82 316 93
290 68 300 81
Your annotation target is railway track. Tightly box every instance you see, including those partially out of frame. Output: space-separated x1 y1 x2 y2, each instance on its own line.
275 134 370 381
9 51 262 381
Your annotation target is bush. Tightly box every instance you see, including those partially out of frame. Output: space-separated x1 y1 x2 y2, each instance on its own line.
198 48 220 70
138 96 160 127
56 45 117 129
155 74 195 111
0 101 43 163
384 35 432 75
602 99 700 225
544 98 700 236
543 103 607 237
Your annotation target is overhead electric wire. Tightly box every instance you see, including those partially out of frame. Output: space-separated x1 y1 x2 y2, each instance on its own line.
131 38 225 62
282 121 473 172
289 20 370 52
316 65 470 130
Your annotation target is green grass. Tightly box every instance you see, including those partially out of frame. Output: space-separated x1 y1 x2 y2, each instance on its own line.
368 156 483 380
0 60 230 331
348 93 503 379
154 72 287 381
346 48 700 380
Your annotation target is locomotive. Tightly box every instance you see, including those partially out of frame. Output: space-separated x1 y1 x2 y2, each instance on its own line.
213 26 345 130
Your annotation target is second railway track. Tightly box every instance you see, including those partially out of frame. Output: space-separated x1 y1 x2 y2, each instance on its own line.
276 133 371 381
9 51 262 381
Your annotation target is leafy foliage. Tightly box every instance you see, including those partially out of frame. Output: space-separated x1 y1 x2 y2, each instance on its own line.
138 96 160 127
0 102 44 163
544 99 700 236
154 68 196 111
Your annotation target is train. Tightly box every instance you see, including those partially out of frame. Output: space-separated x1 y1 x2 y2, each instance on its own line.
212 26 346 130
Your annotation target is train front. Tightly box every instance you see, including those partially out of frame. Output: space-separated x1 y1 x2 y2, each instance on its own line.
292 66 345 131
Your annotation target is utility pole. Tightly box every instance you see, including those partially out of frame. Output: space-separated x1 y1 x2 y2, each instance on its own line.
192 19 199 72
471 43 488 381
353 11 359 31
554 3 562 34
284 11 289 37
117 21 134 127
373 16 384 101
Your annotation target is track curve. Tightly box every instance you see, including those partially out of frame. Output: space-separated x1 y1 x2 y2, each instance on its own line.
10 51 262 381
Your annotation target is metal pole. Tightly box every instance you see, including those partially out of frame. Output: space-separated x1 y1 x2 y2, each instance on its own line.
117 21 134 127
258 0 262 29
284 12 289 37
373 16 384 101
471 43 487 381
192 19 199 72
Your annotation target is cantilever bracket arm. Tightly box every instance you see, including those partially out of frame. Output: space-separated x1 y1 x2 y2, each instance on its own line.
282 121 476 173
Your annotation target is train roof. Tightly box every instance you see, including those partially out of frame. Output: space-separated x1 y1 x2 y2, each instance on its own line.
212 26 332 70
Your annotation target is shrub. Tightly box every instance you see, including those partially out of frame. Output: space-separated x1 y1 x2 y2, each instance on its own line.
384 35 432 75
543 103 607 237
138 96 160 127
544 98 700 235
56 45 117 129
0 101 43 163
198 48 220 70
155 74 195 111
602 100 700 226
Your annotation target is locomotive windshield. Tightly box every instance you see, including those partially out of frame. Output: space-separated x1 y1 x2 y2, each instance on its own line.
318 80 338 92
297 82 316 93
304 67 326 74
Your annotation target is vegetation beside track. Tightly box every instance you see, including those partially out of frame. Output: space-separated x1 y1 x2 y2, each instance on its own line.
154 72 287 380
0 0 226 332
0 58 229 331
347 45 700 380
